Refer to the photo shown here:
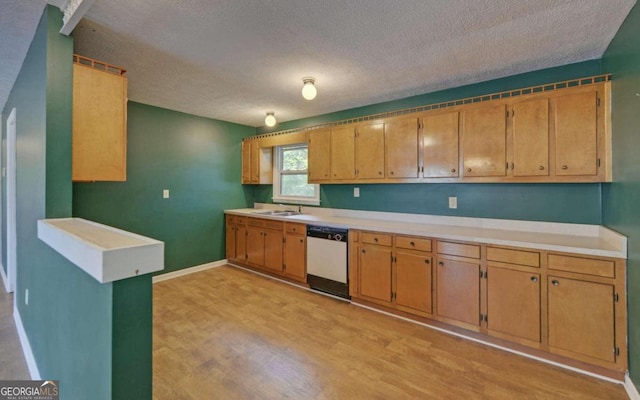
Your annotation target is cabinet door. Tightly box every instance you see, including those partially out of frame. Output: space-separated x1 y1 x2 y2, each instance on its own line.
436 258 480 326
72 63 127 182
395 251 432 314
359 245 393 303
512 98 549 177
236 225 247 262
241 141 252 184
462 104 507 177
308 129 331 181
386 117 419 178
487 267 540 342
331 126 356 180
225 224 236 260
284 234 306 280
548 277 615 362
250 141 261 183
356 123 385 179
263 229 283 272
246 227 265 266
554 91 598 176
422 112 459 178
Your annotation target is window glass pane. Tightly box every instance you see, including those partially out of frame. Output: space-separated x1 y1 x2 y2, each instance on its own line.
281 147 308 171
281 174 315 197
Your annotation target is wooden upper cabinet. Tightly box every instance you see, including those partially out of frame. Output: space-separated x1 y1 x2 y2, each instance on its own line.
487 267 541 342
462 104 507 177
250 141 261 183
422 111 459 178
308 129 331 182
72 59 127 182
331 126 356 180
241 141 252 183
554 90 598 176
356 123 385 179
241 140 272 184
511 98 549 177
548 277 615 362
386 117 419 178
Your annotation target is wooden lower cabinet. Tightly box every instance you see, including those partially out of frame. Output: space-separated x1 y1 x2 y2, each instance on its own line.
284 232 306 281
435 257 480 327
486 266 540 342
359 244 393 303
246 226 265 266
548 276 616 363
225 216 247 262
349 231 626 373
263 228 283 272
395 251 432 314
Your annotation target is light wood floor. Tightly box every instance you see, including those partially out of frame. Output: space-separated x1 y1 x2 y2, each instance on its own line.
0 289 29 379
153 266 627 399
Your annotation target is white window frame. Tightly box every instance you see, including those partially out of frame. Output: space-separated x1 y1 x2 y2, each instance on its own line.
272 144 320 206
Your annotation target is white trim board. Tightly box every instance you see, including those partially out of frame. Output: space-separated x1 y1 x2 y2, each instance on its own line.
13 304 41 380
0 264 9 293
625 374 640 400
152 260 227 283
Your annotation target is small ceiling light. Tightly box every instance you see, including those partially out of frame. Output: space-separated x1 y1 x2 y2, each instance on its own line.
265 112 276 127
301 77 317 100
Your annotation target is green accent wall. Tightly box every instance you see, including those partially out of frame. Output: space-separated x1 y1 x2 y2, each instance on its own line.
73 102 255 273
254 61 604 225
602 1 640 389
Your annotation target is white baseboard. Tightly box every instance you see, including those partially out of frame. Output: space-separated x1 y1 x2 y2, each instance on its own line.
0 264 9 293
13 303 41 380
625 374 640 400
152 260 227 283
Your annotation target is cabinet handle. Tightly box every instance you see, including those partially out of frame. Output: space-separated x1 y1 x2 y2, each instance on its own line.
467 168 472 172
451 168 456 173
425 259 430 264
539 166 545 170
562 165 568 170
300 239 303 243
362 249 366 254
374 237 378 242
410 241 415 247
292 227 296 232
510 162 514 170
390 171 395 175
438 261 444 266
552 280 559 286
378 171 382 175
530 276 538 282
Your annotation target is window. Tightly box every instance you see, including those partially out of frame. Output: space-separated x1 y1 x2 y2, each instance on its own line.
272 144 320 205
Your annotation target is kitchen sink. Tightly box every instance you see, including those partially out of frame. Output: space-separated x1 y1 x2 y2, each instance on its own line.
251 210 301 216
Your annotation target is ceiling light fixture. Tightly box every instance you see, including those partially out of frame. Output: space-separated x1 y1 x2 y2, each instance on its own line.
265 112 276 127
301 77 317 100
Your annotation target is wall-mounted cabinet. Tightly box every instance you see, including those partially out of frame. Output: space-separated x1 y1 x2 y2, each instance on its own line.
422 111 459 178
72 55 128 182
461 104 507 178
241 140 272 184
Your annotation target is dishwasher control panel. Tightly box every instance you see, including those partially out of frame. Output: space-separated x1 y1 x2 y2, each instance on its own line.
307 225 348 242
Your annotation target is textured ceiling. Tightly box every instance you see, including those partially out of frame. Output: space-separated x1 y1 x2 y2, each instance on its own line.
3 1 637 128
0 1 47 114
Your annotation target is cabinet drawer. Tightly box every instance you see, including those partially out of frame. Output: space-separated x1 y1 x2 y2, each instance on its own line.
235 216 247 225
247 218 265 227
226 215 235 224
395 236 432 252
487 246 540 267
361 232 392 247
437 241 480 259
264 220 284 230
285 222 306 234
548 254 615 278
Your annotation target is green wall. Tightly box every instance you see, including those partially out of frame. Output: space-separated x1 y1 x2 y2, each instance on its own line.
73 102 255 273
602 1 640 388
254 61 604 224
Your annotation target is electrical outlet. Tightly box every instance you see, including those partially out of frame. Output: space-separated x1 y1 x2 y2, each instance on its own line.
354 187 360 198
163 189 170 199
25 289 29 306
448 196 457 209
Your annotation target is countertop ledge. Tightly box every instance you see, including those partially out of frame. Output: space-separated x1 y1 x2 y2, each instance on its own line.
37 218 165 283
226 205 627 259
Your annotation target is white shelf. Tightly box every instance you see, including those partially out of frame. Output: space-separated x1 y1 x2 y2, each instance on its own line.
38 218 164 283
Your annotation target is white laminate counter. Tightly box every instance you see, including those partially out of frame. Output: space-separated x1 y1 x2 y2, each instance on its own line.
225 204 627 259
38 218 165 283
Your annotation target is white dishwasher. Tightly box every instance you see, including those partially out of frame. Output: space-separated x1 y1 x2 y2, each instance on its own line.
306 225 349 299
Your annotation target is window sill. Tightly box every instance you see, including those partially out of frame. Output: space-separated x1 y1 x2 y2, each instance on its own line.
271 196 321 206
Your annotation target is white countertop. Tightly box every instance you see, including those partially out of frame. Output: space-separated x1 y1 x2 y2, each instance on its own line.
226 204 627 259
38 218 165 283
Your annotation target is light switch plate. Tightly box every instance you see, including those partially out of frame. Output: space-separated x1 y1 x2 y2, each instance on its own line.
163 189 170 199
448 196 457 209
354 187 360 198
